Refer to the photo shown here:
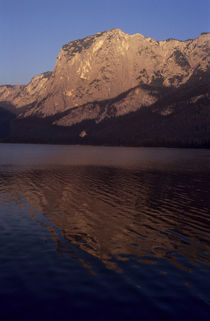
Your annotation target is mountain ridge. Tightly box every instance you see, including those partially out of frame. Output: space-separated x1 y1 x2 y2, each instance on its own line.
0 29 209 147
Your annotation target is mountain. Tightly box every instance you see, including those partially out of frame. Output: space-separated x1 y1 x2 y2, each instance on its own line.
0 29 210 147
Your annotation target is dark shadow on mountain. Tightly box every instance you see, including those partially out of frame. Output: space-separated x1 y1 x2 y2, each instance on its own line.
0 105 16 139
0 67 209 148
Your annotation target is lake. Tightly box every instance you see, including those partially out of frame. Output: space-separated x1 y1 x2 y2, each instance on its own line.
0 143 209 321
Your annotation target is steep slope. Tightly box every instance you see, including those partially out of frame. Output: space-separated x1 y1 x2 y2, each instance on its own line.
0 29 209 147
0 29 209 116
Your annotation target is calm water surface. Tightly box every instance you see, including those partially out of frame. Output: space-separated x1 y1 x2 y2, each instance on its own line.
0 144 209 321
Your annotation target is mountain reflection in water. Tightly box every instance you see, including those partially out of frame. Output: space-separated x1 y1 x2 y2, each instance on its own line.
0 145 210 321
0 147 209 273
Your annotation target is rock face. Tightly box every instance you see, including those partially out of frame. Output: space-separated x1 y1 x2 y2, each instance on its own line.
0 29 210 147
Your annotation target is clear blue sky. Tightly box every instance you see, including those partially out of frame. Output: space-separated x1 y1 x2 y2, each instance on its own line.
0 0 209 85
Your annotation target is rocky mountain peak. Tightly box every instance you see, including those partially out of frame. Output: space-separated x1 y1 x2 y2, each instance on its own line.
0 29 209 119
0 29 209 147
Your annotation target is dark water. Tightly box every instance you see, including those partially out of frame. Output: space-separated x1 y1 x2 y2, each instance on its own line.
0 144 209 321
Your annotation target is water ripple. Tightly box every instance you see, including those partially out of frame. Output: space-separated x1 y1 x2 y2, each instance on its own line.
0 145 210 321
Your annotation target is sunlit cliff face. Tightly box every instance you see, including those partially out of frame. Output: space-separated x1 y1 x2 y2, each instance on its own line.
0 29 209 121
0 159 209 273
